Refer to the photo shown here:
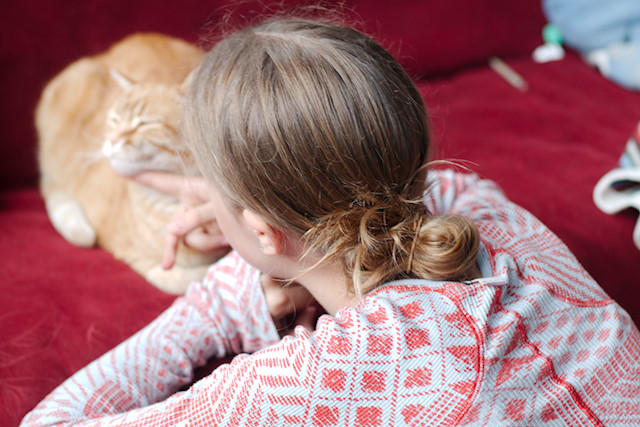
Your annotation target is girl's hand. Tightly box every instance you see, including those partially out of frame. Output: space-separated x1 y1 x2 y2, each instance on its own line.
128 171 230 269
260 274 321 335
129 172 322 331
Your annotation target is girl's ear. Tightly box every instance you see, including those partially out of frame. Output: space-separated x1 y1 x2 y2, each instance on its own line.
242 209 283 256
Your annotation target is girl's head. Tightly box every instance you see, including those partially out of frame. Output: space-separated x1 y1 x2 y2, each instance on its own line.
185 18 479 295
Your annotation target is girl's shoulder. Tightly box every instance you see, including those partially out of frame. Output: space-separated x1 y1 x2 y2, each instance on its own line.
246 280 483 424
312 280 482 386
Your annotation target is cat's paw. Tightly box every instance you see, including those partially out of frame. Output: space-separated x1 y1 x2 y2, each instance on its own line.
45 195 96 247
145 265 210 294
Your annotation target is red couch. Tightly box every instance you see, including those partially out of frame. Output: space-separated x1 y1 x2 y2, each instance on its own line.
3 1 639 424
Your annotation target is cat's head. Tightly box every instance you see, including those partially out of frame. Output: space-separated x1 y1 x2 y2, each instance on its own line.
102 69 194 176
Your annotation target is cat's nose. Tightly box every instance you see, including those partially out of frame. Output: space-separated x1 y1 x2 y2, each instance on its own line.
102 139 125 158
102 140 113 157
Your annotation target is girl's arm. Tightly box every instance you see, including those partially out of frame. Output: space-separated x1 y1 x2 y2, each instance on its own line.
20 287 483 426
20 251 280 426
429 169 611 305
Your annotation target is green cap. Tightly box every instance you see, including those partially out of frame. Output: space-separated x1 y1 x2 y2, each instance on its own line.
543 23 563 45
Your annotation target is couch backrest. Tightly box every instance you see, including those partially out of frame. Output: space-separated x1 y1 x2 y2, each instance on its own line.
0 0 545 189
351 0 546 77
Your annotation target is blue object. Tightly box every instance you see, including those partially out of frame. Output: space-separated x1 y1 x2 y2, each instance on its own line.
543 0 640 90
543 0 640 52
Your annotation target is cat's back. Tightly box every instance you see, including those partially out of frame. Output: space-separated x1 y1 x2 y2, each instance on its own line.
37 33 202 129
37 57 114 185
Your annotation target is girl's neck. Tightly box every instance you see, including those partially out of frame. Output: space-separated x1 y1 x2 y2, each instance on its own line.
296 259 359 317
274 232 359 317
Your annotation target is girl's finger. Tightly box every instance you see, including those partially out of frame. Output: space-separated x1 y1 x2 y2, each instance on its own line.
162 204 225 269
130 171 190 196
130 172 210 204
261 275 315 320
163 227 228 270
168 203 217 236
162 230 181 270
183 230 230 254
290 306 318 334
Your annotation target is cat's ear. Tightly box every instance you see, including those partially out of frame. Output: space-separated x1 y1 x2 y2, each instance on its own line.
110 68 135 93
180 66 200 95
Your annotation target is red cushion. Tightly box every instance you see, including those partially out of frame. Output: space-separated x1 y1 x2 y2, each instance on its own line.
0 189 175 423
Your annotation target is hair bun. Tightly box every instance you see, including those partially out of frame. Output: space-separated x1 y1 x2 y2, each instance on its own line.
411 214 480 281
305 206 480 296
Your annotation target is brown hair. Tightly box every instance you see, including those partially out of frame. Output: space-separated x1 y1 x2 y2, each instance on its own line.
185 18 479 296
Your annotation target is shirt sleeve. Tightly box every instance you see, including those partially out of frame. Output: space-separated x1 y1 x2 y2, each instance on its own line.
20 251 280 426
20 284 484 427
427 170 611 304
424 169 510 219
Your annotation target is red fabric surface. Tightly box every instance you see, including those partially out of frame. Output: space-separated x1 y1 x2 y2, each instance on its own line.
1 0 639 425
0 189 176 423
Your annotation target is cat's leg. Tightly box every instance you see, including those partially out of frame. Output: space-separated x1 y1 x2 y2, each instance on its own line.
44 192 97 247
144 264 212 295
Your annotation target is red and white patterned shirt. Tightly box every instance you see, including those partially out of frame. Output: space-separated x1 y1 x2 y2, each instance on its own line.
21 171 640 426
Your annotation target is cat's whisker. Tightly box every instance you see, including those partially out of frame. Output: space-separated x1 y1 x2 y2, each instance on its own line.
81 131 108 149
75 150 106 168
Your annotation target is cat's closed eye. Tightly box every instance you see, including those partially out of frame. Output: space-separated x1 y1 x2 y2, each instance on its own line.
107 112 120 125
134 118 160 128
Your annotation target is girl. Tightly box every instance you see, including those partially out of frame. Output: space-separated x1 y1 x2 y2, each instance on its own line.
22 18 640 426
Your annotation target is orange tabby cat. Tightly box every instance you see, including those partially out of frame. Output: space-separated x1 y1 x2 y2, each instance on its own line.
37 33 220 294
